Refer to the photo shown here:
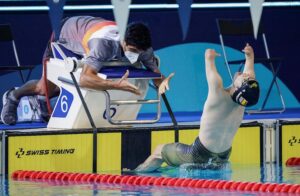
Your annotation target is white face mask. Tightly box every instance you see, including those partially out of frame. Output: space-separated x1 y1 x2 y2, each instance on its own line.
125 51 139 64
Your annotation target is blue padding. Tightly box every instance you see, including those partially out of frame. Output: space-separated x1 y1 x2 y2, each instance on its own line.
138 112 201 123
0 122 47 130
138 108 300 123
53 47 63 60
53 44 161 79
100 66 162 79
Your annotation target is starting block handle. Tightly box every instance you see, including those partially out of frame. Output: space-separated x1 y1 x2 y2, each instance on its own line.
107 118 160 124
58 76 162 125
111 99 159 105
103 91 161 125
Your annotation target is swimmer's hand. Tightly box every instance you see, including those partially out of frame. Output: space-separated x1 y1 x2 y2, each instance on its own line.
116 70 141 95
205 49 221 61
159 73 175 95
242 43 254 60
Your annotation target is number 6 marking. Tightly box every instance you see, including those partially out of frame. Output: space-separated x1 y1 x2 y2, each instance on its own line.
61 95 68 113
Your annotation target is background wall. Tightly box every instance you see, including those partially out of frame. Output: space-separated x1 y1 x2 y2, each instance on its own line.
0 3 299 113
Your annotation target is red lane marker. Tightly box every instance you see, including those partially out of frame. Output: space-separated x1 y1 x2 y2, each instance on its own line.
41 172 52 181
173 178 187 187
286 157 300 166
295 186 300 194
132 176 144 185
258 182 271 192
266 183 277 192
223 181 234 190
73 173 85 183
288 184 300 193
187 179 199 187
140 176 153 186
99 174 111 183
112 175 123 184
106 175 117 184
251 183 263 192
126 176 138 185
166 178 179 186
145 176 156 186
215 180 227 189
201 179 214 189
86 174 98 183
194 179 206 188
54 172 65 181
230 181 242 190
153 177 166 186
29 171 41 180
280 184 293 193
11 170 300 194
11 170 23 180
180 178 193 187
36 171 47 180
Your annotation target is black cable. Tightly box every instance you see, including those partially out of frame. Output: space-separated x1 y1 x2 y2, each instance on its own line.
150 83 179 142
161 93 179 142
70 72 98 173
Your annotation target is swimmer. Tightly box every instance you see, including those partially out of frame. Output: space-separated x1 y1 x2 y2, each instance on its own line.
135 43 259 172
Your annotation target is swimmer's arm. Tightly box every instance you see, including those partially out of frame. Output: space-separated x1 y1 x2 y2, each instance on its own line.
242 43 255 78
134 156 164 172
134 144 165 173
205 50 223 90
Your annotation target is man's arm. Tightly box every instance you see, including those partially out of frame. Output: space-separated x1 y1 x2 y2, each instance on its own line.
79 65 141 95
242 43 255 78
140 50 165 87
205 49 223 90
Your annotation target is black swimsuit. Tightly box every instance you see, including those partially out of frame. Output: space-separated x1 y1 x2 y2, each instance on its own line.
161 137 232 168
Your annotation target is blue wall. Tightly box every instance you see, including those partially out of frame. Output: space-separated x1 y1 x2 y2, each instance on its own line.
0 6 299 112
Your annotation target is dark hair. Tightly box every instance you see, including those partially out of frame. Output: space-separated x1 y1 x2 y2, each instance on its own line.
124 22 152 51
231 79 260 107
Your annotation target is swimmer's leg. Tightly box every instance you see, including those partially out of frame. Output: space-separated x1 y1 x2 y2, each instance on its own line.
134 144 165 172
161 142 195 167
134 138 200 172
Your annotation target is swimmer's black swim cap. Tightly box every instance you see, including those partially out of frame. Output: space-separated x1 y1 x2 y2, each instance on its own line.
231 79 260 107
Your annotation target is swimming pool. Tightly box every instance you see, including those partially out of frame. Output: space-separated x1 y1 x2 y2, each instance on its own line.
5 163 300 195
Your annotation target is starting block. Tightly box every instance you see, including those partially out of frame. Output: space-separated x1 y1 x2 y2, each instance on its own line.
46 43 162 129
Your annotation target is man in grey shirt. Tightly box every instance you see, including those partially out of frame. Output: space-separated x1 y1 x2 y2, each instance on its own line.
1 16 173 125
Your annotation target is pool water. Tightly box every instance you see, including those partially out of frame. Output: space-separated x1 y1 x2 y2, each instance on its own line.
135 163 300 184
2 164 300 195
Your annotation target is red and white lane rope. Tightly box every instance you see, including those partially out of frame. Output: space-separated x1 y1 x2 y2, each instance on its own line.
286 157 300 166
12 170 300 194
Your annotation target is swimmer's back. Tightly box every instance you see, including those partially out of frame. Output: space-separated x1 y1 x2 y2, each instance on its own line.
199 88 244 153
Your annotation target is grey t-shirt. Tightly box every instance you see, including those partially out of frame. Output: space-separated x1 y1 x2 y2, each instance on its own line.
58 16 157 72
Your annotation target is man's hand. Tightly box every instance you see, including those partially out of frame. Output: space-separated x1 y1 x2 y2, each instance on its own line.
158 73 175 94
242 43 254 60
116 70 141 95
205 49 221 61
